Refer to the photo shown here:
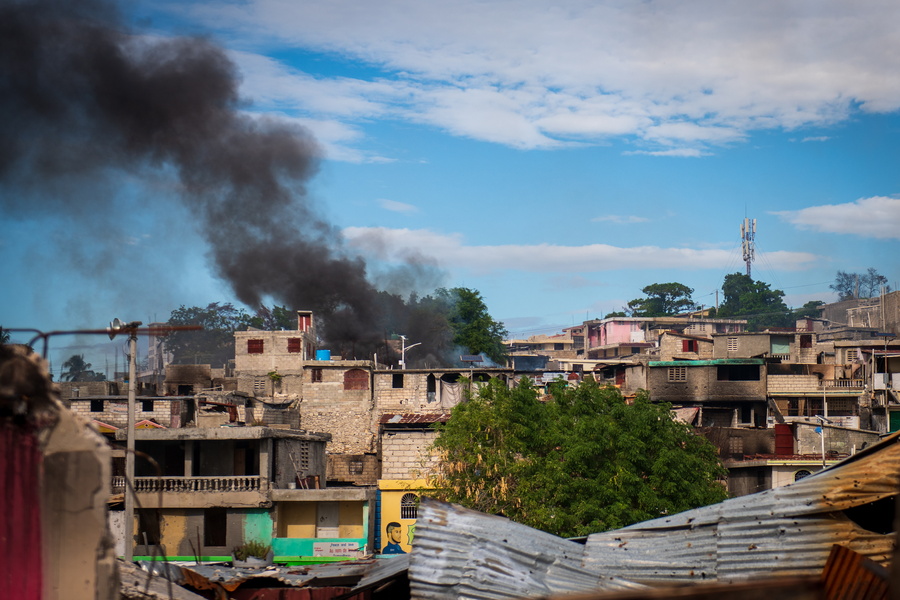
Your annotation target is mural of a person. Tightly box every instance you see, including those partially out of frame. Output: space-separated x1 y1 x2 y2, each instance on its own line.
382 521 406 554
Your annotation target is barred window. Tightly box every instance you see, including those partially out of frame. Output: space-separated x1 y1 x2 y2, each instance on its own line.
287 338 303 353
247 339 264 354
668 366 687 382
310 368 323 383
400 493 419 519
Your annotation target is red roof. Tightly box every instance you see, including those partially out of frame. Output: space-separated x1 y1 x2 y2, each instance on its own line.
380 413 451 425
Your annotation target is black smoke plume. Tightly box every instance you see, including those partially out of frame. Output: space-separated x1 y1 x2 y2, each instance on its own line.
1 0 449 362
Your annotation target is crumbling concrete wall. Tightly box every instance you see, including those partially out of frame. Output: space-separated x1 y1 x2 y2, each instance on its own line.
41 405 117 600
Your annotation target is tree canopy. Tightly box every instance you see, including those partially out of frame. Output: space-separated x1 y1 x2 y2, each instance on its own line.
436 287 508 364
627 282 697 317
430 378 727 537
714 273 792 330
830 269 891 300
61 354 106 382
165 302 255 367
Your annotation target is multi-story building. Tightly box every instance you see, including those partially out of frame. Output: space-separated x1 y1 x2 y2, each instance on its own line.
111 425 375 562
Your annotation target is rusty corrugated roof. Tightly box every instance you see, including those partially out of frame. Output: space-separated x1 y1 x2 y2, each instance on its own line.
380 413 451 425
581 430 900 584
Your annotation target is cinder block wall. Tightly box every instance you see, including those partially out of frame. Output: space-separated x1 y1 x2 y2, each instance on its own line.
380 430 440 480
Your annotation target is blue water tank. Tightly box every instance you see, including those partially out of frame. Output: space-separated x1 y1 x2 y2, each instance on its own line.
315 349 331 361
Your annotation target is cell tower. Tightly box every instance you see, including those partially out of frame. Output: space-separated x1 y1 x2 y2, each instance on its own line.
741 217 756 278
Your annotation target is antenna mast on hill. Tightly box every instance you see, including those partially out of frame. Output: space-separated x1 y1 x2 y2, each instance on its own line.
741 217 756 278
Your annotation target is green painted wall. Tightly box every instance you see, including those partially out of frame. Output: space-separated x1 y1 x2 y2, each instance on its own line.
243 508 274 544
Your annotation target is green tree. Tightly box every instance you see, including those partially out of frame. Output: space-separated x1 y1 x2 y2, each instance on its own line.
830 268 891 300
792 300 825 320
0 326 9 344
430 378 727 537
439 287 508 364
246 305 297 331
716 273 792 330
627 282 697 316
61 354 106 382
165 302 253 367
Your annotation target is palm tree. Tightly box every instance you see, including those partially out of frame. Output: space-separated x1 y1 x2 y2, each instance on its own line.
62 354 92 382
0 326 9 344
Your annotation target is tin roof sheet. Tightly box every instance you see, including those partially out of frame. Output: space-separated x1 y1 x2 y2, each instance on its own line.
582 430 900 584
380 413 451 425
409 498 645 600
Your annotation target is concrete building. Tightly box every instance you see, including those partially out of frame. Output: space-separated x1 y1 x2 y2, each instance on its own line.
111 425 375 562
583 315 746 359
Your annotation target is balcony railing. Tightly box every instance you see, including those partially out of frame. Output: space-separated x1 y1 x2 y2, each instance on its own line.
111 475 262 494
820 379 865 390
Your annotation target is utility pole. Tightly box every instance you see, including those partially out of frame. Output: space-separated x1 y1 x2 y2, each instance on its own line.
108 318 142 562
741 217 756 278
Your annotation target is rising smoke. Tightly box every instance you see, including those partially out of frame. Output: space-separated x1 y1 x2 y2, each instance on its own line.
1 0 449 362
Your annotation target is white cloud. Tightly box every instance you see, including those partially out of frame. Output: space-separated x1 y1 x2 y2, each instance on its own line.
773 196 900 240
342 226 818 274
173 0 900 155
623 148 710 158
801 136 831 143
592 215 649 224
378 198 419 213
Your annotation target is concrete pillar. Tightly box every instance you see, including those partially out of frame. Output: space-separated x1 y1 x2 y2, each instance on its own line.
260 437 273 488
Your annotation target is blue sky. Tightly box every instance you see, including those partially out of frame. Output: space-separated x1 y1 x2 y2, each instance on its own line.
2 0 899 375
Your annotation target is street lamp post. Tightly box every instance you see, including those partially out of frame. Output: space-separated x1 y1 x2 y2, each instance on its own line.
399 335 422 370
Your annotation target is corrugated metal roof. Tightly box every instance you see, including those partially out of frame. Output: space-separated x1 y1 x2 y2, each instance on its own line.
581 430 900 584
380 413 451 425
408 499 645 600
138 558 378 590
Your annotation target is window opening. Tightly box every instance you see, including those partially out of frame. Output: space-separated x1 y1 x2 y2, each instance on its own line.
400 493 419 519
392 373 404 389
344 369 369 390
141 399 154 412
668 366 687 382
90 399 104 412
794 469 812 482
310 368 323 383
204 507 227 546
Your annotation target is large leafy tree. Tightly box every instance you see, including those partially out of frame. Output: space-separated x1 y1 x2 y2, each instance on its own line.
627 282 697 316
439 287 508 364
830 268 891 300
715 273 792 330
165 302 255 367
61 354 106 382
430 378 728 537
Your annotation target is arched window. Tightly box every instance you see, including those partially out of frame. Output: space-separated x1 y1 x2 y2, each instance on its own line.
400 493 419 519
343 369 369 390
794 469 813 482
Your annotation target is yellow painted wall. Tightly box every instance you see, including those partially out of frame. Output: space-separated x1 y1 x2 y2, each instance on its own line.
278 502 317 538
338 501 364 538
159 510 189 552
378 479 430 554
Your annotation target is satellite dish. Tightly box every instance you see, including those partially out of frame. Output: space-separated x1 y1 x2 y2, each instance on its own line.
108 317 124 340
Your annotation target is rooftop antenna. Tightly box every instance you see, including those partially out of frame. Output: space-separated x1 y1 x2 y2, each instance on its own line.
741 217 756 278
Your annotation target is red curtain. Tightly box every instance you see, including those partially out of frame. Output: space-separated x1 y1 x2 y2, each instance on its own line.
0 423 43 599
